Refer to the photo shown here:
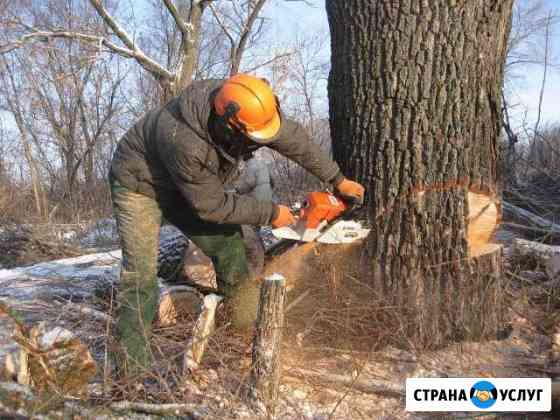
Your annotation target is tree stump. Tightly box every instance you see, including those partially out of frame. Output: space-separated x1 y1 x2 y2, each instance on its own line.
249 273 286 417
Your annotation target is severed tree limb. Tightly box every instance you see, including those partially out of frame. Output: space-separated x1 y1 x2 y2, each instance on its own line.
289 368 404 398
55 301 113 324
110 401 208 418
183 294 222 373
511 238 560 278
511 238 560 260
503 201 560 241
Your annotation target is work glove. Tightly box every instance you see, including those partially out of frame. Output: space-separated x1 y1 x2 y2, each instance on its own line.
271 205 296 228
336 178 365 205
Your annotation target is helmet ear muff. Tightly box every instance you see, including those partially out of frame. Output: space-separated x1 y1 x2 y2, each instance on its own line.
224 101 241 120
222 101 247 132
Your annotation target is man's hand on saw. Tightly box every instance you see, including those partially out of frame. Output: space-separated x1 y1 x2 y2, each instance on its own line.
336 178 365 205
271 205 296 228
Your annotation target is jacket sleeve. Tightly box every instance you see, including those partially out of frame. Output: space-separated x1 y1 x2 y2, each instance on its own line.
268 119 344 186
163 142 276 226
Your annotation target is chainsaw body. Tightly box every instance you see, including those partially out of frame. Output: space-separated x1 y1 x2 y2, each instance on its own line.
271 191 369 244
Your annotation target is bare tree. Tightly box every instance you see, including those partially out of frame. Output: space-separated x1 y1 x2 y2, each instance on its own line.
0 0 128 220
1 0 273 98
0 55 48 220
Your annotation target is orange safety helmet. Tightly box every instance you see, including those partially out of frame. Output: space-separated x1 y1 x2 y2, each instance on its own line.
214 74 281 143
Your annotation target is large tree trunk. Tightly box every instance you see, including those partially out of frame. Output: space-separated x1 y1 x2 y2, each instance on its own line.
326 0 513 348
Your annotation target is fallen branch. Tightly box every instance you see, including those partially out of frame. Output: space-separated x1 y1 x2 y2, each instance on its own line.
55 301 113 323
503 202 560 241
511 238 560 278
285 290 311 314
183 294 222 372
110 401 208 417
289 368 404 397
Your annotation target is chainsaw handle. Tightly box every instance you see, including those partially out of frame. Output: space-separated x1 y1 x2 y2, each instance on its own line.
335 192 364 207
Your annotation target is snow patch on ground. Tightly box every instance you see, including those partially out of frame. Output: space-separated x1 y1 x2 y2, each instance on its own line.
0 250 122 282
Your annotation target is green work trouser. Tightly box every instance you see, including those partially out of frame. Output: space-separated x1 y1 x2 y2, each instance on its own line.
110 180 260 374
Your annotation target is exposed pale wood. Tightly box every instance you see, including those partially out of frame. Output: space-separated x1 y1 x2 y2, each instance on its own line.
111 400 208 417
467 192 501 257
249 273 286 417
183 294 222 373
13 322 96 397
289 368 404 397
158 285 203 327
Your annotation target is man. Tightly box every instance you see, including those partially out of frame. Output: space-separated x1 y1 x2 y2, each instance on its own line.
109 74 365 374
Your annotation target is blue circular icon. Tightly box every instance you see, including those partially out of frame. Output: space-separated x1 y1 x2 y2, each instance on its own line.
470 380 498 409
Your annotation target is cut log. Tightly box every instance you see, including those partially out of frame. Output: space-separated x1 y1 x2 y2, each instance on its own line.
503 202 560 243
249 273 286 417
511 239 560 276
158 235 217 292
157 226 264 290
111 400 209 417
158 285 203 327
11 321 96 397
183 294 222 373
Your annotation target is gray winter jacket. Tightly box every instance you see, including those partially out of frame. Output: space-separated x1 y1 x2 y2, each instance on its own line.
109 79 342 226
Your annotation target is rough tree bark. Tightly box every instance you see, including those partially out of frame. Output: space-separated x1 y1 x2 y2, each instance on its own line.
249 273 286 416
326 0 513 348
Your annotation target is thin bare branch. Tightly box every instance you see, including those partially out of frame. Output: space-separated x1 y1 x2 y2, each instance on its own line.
532 11 552 140
208 2 235 47
0 30 173 80
231 0 268 74
243 51 294 73
87 0 172 81
87 0 136 51
161 0 193 37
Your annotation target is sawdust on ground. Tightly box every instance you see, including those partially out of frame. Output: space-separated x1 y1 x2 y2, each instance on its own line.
263 241 400 361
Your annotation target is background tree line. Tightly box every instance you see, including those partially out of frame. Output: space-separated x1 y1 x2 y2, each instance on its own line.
0 0 558 228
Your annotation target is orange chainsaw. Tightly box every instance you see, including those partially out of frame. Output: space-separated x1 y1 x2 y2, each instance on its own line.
271 191 369 244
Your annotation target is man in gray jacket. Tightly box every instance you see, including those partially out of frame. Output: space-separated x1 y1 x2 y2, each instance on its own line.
109 74 364 374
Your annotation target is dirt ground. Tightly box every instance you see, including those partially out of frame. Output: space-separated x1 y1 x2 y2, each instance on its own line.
1 227 559 418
